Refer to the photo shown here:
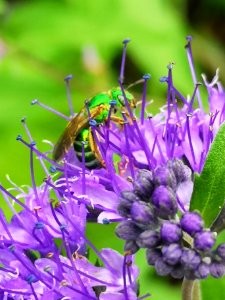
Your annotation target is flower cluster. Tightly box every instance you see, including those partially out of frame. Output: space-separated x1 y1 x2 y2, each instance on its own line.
116 161 225 280
1 35 225 299
0 179 140 299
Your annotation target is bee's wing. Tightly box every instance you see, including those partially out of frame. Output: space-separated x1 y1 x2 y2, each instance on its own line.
53 106 101 162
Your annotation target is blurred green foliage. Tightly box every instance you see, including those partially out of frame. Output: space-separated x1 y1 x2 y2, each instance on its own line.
0 0 225 299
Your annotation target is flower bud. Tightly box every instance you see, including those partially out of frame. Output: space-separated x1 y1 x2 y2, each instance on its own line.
130 201 155 225
154 166 177 191
194 230 216 251
146 248 162 266
117 191 141 217
160 221 182 243
151 185 177 219
217 243 225 260
137 230 160 248
133 169 154 201
124 240 139 254
210 262 225 278
181 249 201 270
180 212 203 236
171 264 184 279
115 220 142 241
194 263 210 279
167 159 192 183
155 258 173 276
162 244 182 265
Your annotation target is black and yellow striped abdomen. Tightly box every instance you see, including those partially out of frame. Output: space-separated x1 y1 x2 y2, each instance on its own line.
73 128 101 169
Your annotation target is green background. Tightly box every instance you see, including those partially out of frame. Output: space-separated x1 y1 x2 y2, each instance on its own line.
0 0 225 299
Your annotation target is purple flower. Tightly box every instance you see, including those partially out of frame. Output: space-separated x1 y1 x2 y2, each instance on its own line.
2 35 225 300
194 230 216 251
160 222 182 243
151 185 177 219
180 212 204 236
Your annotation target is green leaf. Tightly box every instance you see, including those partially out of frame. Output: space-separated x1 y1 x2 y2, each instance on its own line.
190 122 225 227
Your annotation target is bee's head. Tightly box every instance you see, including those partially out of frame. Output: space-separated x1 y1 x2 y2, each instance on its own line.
110 88 136 108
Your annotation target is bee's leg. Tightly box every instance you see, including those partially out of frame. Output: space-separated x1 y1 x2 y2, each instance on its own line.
89 127 106 168
110 116 124 126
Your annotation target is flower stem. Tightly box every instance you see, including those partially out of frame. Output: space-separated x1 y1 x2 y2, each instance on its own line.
192 280 201 300
182 279 201 300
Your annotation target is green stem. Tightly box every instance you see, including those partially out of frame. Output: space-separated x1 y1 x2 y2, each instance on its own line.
192 280 201 300
182 279 201 300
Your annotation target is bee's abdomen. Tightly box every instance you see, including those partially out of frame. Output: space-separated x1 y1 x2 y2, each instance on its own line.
73 129 101 169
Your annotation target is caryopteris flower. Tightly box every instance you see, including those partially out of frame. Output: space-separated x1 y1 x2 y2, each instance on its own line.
1 35 225 299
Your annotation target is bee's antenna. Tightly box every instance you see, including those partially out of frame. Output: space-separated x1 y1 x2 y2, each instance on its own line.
119 38 131 84
126 78 145 90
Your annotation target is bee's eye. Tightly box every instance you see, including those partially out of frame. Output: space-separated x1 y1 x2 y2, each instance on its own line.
113 107 118 114
118 95 125 105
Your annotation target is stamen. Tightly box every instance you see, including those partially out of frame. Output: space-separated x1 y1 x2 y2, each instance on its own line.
64 74 75 117
45 270 96 300
61 262 117 287
132 117 154 169
170 125 178 158
185 36 203 111
47 179 116 213
0 209 14 241
186 114 196 166
90 120 106 162
9 246 54 292
172 86 189 105
141 74 151 124
49 202 69 235
176 194 187 213
30 283 39 300
122 119 135 179
94 124 121 152
118 80 134 118
21 117 33 141
30 143 40 206
198 150 205 173
148 116 166 163
81 141 86 195
31 99 70 121
119 38 131 84
1 190 24 226
122 253 129 300
187 83 202 113
106 100 117 147
61 230 89 296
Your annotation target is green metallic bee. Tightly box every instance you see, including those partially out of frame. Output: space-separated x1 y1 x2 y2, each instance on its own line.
53 87 135 169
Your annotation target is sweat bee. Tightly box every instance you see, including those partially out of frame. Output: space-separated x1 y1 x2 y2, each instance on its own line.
53 87 136 169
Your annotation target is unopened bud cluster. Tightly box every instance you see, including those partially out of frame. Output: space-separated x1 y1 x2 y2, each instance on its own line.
116 159 225 279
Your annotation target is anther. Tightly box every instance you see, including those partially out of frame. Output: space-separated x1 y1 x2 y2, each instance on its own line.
30 141 36 146
102 218 110 225
46 252 54 258
160 76 168 83
35 221 44 229
16 134 22 141
33 206 42 211
26 274 37 284
89 119 97 127
122 38 131 45
49 166 57 173
64 74 74 81
110 99 117 106
31 99 38 105
126 176 134 183
186 113 193 118
143 74 151 80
